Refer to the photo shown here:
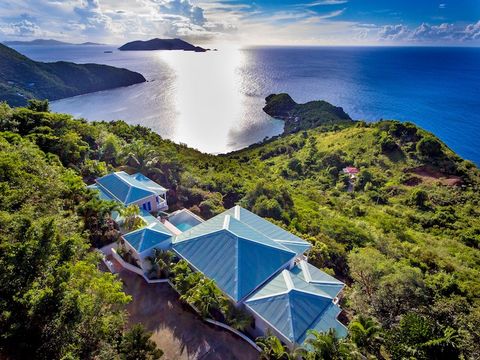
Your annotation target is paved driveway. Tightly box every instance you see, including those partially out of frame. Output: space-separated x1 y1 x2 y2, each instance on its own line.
116 269 260 360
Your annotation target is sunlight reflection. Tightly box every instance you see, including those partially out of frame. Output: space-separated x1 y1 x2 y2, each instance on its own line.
158 49 245 153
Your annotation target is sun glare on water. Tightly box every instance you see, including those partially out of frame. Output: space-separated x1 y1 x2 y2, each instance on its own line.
158 48 245 153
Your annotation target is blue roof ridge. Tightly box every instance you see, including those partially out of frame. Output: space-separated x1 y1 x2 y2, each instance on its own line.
229 206 310 250
299 260 344 286
173 228 225 244
229 231 296 255
95 179 123 203
234 231 240 299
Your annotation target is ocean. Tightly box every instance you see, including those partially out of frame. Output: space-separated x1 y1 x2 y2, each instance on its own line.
10 44 480 164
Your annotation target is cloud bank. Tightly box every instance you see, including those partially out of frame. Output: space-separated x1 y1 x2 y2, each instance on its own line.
0 0 478 45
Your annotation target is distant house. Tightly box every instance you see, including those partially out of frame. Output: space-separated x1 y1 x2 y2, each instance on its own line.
88 171 168 212
343 166 359 178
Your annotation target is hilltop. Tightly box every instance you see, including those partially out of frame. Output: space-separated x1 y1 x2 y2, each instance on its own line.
119 38 207 52
0 43 146 106
263 93 353 134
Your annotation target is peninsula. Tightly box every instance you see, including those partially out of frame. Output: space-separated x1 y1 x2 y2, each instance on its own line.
263 93 353 134
0 43 146 106
119 38 207 52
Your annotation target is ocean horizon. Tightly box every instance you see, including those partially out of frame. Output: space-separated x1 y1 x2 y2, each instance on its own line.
11 44 480 165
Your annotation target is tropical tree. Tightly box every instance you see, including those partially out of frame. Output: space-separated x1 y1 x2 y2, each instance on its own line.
120 140 162 179
180 278 227 319
348 315 382 356
226 305 254 331
78 195 121 247
304 330 361 360
120 204 146 232
119 324 163 360
256 334 301 360
146 249 174 279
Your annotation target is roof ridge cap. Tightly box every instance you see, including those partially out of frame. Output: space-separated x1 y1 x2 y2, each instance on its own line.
299 260 313 283
283 270 294 291
223 215 231 229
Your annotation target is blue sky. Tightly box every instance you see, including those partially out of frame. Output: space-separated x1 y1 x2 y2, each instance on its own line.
0 1 478 45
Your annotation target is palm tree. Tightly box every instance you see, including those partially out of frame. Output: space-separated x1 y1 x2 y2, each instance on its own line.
181 278 226 318
120 140 163 179
304 329 361 360
348 315 382 354
256 333 301 360
146 249 174 279
226 305 253 331
120 205 146 232
78 196 121 246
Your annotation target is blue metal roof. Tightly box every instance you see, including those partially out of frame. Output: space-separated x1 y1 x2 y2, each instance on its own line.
139 208 160 226
87 184 116 202
131 173 167 192
95 171 162 205
173 212 297 302
224 206 311 256
123 222 173 254
290 260 344 299
245 267 346 345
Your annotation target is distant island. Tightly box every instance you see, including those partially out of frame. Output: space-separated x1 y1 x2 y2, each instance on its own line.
4 39 105 46
0 43 146 106
263 93 353 134
119 38 207 52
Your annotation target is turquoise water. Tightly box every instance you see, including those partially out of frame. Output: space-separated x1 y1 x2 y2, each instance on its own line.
10 45 480 164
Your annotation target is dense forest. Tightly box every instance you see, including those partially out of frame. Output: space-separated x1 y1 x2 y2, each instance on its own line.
0 100 479 359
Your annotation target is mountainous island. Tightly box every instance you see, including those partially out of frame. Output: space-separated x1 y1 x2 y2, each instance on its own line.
0 43 146 106
119 38 207 52
0 91 479 359
263 93 353 134
4 39 104 46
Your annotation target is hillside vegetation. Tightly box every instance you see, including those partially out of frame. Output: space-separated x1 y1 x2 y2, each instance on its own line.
263 93 353 134
0 43 146 106
0 100 479 359
119 38 207 52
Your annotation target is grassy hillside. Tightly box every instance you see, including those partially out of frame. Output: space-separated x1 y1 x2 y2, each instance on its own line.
0 43 146 106
0 102 479 359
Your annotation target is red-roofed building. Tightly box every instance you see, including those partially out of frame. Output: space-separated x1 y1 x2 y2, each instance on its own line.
343 166 359 176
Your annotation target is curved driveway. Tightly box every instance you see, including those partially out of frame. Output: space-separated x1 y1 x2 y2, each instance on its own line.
117 269 260 360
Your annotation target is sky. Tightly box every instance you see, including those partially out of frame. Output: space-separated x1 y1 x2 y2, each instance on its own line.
0 0 479 46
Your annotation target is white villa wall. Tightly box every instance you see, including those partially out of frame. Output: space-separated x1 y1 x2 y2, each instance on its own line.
132 195 162 213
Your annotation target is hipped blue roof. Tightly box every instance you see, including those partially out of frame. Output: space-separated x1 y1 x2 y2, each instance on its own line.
95 171 165 206
291 260 344 299
123 222 173 254
245 266 346 345
173 212 297 302
224 206 311 255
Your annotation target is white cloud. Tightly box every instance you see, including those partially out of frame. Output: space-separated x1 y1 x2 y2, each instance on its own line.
378 24 409 40
378 21 480 43
305 0 348 6
463 20 480 40
0 19 42 37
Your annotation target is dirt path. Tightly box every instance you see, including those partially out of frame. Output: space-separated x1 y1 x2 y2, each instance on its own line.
116 269 259 360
